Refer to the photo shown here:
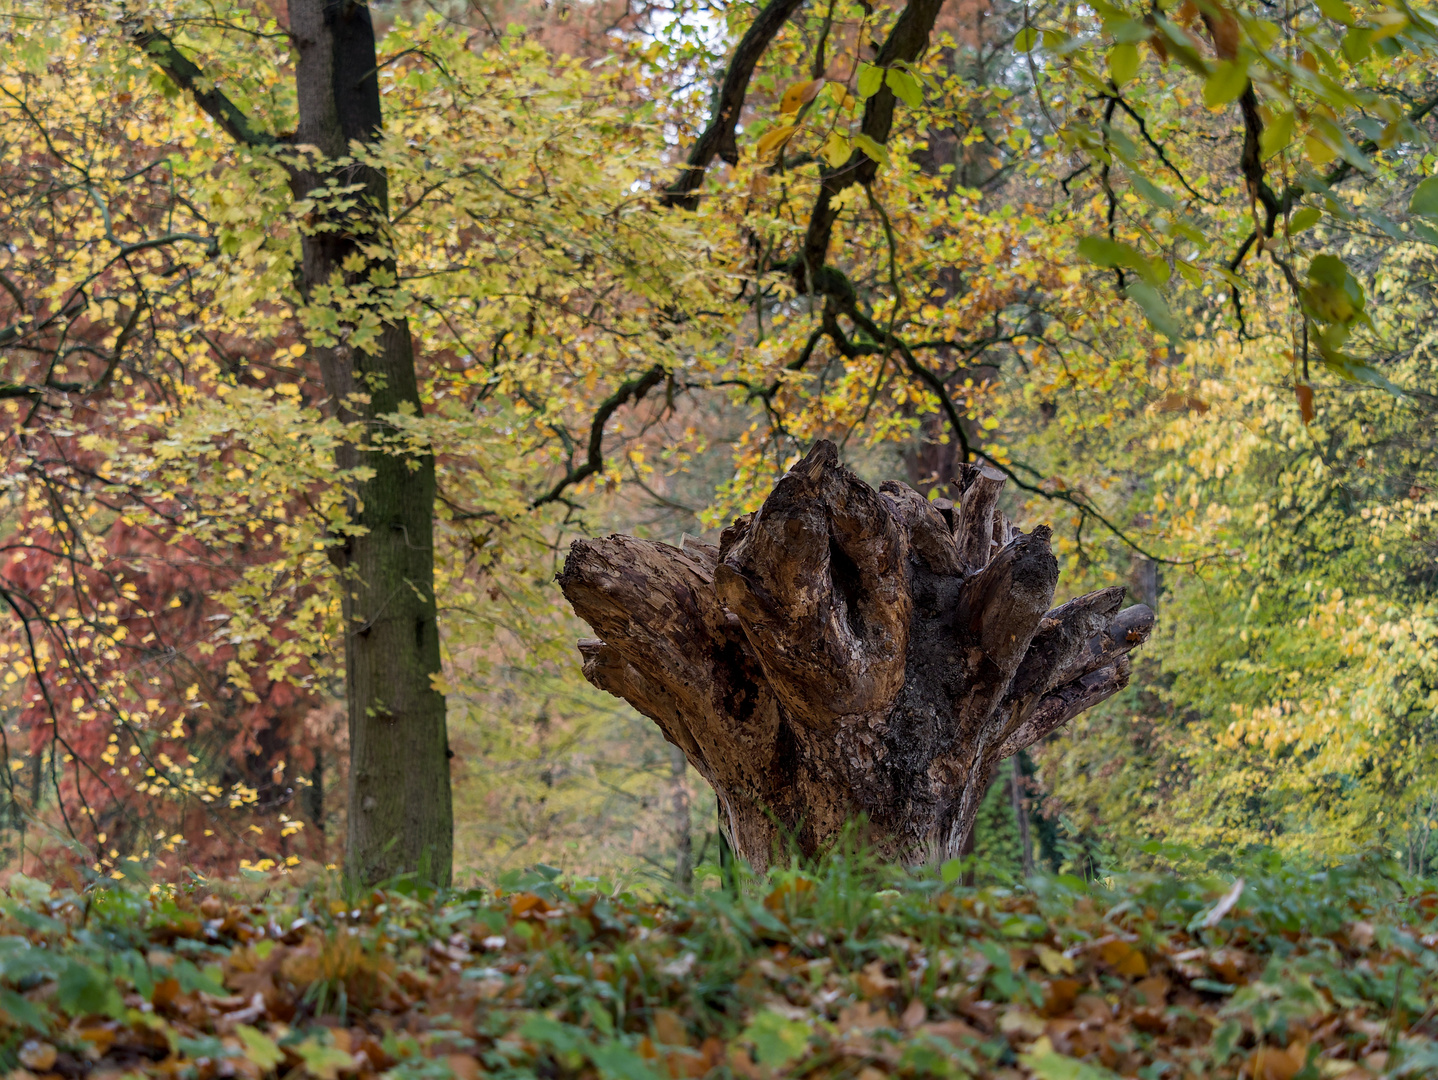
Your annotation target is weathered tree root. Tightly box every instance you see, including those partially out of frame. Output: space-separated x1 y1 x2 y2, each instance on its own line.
558 441 1152 870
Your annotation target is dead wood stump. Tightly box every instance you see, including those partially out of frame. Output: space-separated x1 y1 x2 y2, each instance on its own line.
558 441 1152 870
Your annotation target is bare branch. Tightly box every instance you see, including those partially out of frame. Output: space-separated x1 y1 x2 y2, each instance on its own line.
532 365 666 508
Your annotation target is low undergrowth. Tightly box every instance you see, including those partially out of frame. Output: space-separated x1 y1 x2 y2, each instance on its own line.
2 854 1437 1079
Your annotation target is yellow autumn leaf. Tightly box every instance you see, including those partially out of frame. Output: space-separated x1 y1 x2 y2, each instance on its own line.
755 125 798 158
779 78 824 114
821 132 851 167
1036 944 1076 975
1305 132 1337 166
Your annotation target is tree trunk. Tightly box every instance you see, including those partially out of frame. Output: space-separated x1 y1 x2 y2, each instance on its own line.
669 744 694 892
559 441 1151 871
1010 755 1034 877
290 0 451 884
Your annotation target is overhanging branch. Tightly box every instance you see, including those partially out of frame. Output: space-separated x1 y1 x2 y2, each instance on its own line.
663 0 809 210
797 0 946 283
532 366 667 509
129 26 277 149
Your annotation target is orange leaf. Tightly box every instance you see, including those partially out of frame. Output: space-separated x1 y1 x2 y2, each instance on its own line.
1115 949 1149 978
1043 977 1082 1016
857 958 899 998
1248 1042 1307 1080
654 1007 690 1046
1097 939 1132 966
763 877 813 912
900 999 926 1030
1134 974 1170 1006
1207 7 1240 58
1158 391 1209 413
1097 938 1149 977
779 79 825 114
1296 383 1314 423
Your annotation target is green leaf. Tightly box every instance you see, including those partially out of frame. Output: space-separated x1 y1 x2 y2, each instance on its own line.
1312 0 1355 25
172 958 226 997
1341 27 1372 61
1125 281 1185 341
1019 1037 1122 1080
1286 206 1321 235
56 962 124 1019
1247 18 1282 50
0 988 48 1031
1149 16 1213 74
7 874 52 906
589 1042 662 1080
856 62 883 99
236 1025 285 1072
1315 341 1403 396
1309 116 1371 172
1108 43 1139 86
1128 172 1174 209
885 68 923 108
522 1015 587 1055
743 1010 812 1067
1410 176 1438 218
1260 111 1296 160
940 858 963 883
1322 356 1403 395
1303 253 1368 326
1014 27 1039 51
1103 16 1151 43
1191 978 1237 994
1210 1019 1242 1062
1076 235 1142 270
852 133 890 166
1077 236 1165 285
293 1036 356 1080
1203 61 1249 108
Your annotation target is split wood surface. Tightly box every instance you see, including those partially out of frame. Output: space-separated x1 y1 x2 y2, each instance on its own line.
559 441 1152 870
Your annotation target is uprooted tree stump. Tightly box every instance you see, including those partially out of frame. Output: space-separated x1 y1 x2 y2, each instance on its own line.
558 441 1153 870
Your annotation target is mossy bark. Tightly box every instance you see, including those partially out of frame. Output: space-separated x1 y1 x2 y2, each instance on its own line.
291 0 451 884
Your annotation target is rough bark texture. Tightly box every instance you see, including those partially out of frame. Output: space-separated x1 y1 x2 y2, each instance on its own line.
559 441 1151 870
290 0 452 884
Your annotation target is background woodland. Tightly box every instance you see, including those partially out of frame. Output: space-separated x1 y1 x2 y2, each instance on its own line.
0 0 1435 889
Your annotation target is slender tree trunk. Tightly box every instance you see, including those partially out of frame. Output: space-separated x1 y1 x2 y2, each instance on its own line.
290 0 451 884
561 441 1152 871
1010 755 1033 877
306 751 325 843
669 744 693 892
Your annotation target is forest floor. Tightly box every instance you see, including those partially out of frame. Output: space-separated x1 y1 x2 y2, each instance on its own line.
1 854 1437 1079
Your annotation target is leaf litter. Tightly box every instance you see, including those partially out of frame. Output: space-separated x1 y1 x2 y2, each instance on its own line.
1 855 1437 1079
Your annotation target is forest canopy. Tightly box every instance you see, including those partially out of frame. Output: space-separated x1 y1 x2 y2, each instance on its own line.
0 0 1433 890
